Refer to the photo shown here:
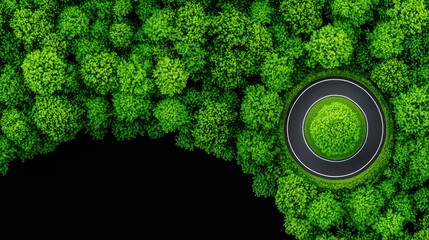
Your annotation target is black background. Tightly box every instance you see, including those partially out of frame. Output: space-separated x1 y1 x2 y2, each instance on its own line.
0 133 294 240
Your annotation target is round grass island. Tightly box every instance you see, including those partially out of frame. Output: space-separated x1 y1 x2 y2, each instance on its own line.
304 96 367 161
281 70 394 189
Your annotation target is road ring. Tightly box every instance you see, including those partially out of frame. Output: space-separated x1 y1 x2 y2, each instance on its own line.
285 77 386 180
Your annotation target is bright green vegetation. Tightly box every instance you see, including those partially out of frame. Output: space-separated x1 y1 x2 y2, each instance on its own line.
305 24 354 69
304 97 366 160
0 0 427 239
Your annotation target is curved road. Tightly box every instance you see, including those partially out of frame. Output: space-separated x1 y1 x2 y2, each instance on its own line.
285 77 386 180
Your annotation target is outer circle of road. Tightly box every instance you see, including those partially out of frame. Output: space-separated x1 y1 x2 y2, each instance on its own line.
302 95 369 163
285 77 386 180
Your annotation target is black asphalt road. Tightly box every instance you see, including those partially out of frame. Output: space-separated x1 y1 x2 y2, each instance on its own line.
284 77 386 179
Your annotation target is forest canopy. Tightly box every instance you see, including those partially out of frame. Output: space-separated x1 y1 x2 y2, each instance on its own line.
0 0 428 239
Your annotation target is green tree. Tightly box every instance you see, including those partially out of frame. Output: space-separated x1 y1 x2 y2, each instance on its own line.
316 233 345 240
368 21 405 59
284 213 315 240
118 55 154 96
373 209 406 239
394 137 429 189
153 98 189 133
174 42 207 81
90 19 111 41
370 59 410 94
84 96 112 140
0 135 17 175
390 192 416 223
240 84 283 130
377 178 398 200
387 0 429 35
72 37 107 63
416 214 429 231
280 0 325 35
0 30 23 67
192 101 237 161
113 0 133 18
208 48 253 90
21 49 68 95
347 186 385 231
261 53 294 92
86 0 115 21
143 8 177 42
81 51 119 95
414 229 429 240
414 188 429 213
10 8 53 49
271 24 305 60
310 102 361 156
1 2 429 238
331 0 374 27
0 65 30 107
112 93 151 122
306 24 354 69
109 22 133 49
391 85 429 137
353 39 374 71
276 174 318 217
207 6 255 89
252 164 284 198
403 26 429 65
0 108 36 152
332 20 362 45
32 95 83 143
308 192 343 230
153 57 189 97
135 0 159 23
210 6 249 48
41 33 68 57
236 129 279 174
175 2 209 44
175 124 196 151
112 118 145 141
250 0 273 24
246 22 273 64
58 6 89 40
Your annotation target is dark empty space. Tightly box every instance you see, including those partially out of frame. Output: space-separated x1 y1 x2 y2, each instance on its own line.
0 133 289 240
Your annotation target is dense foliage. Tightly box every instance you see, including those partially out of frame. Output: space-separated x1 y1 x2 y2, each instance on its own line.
309 102 361 157
0 0 427 239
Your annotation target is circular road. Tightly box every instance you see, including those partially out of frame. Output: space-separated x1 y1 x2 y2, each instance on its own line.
285 77 386 180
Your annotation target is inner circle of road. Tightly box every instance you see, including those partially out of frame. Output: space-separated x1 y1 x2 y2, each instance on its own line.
302 94 369 163
285 77 386 180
